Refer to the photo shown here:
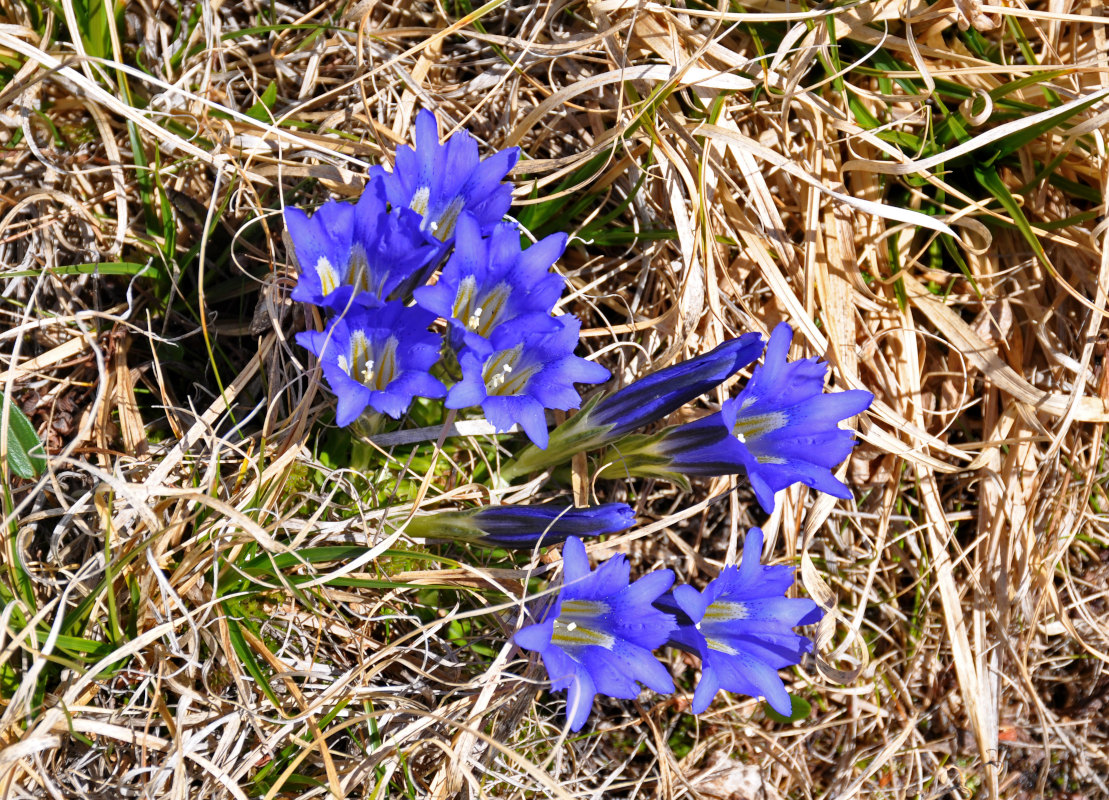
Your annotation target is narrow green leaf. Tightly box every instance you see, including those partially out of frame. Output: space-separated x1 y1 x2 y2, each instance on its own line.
3 261 163 279
224 612 284 708
974 165 1050 272
1 393 46 478
989 91 1104 164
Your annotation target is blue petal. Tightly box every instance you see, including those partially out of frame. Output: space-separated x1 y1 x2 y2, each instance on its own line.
703 648 793 717
514 618 555 652
483 394 548 446
560 537 591 585
690 663 721 714
563 661 596 731
333 380 372 427
611 569 675 617
540 641 579 692
564 552 629 602
616 640 676 695
719 631 815 669
580 647 642 699
672 584 709 623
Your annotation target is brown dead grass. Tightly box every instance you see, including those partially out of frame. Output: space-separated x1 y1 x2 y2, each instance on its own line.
1 0 1108 797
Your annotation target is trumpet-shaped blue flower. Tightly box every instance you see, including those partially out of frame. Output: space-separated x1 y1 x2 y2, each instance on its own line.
514 537 676 731
657 528 822 716
288 178 443 313
445 316 610 449
296 303 445 426
404 502 636 549
372 109 519 241
413 215 565 355
723 323 873 512
597 323 873 511
501 334 764 479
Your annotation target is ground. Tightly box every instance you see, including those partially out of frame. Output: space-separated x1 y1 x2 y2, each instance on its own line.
0 0 1107 798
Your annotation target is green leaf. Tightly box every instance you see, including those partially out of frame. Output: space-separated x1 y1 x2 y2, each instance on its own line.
764 694 812 724
988 91 1104 164
3 261 164 279
974 165 1050 272
246 81 278 122
1 393 46 478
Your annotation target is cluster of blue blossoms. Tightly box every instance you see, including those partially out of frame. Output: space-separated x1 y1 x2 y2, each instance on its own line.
287 111 874 731
288 110 608 445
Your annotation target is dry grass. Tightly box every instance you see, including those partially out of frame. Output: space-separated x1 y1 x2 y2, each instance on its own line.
1 0 1108 797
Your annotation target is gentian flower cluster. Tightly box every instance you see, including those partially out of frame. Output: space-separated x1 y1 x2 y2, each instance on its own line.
283 110 876 736
288 110 607 442
515 529 821 730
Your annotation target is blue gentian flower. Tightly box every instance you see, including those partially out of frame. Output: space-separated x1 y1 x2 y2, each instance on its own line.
372 109 519 241
596 323 873 511
501 334 764 479
722 323 873 512
285 199 353 306
514 537 677 731
657 528 822 716
288 178 442 313
296 303 446 426
413 214 565 355
403 502 636 549
445 316 610 449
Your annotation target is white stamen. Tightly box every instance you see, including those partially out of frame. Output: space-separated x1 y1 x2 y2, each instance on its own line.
566 622 577 632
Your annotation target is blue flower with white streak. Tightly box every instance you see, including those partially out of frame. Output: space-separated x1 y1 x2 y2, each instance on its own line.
722 323 873 512
445 316 610 449
413 214 565 355
514 537 677 731
372 109 518 241
657 527 822 716
288 178 442 314
596 323 873 511
296 303 446 426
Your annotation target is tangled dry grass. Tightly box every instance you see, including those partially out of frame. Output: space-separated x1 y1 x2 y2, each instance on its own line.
1 0 1108 797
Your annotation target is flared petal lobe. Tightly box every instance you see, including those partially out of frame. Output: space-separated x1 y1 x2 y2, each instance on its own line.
413 214 566 355
723 323 874 512
288 179 443 313
445 316 609 449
